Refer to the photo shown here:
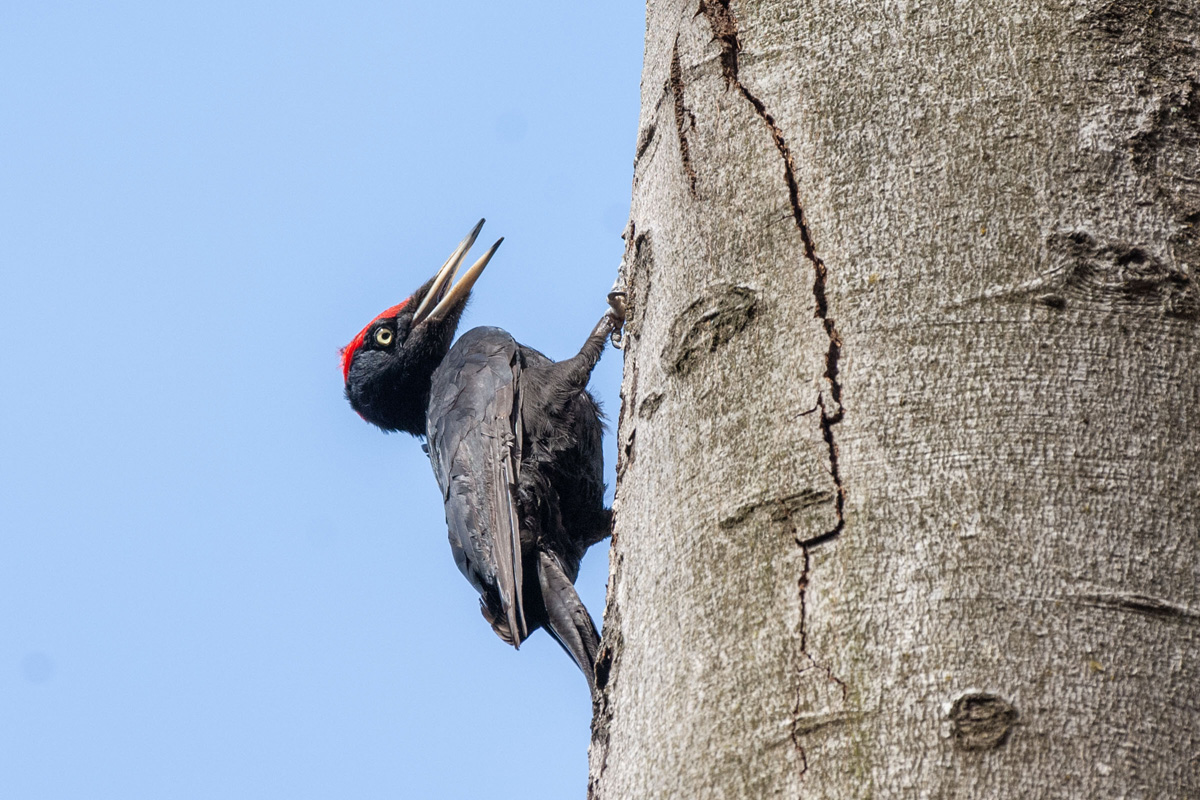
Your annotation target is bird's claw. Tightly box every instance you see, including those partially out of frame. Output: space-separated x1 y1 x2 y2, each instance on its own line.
606 291 627 349
606 290 627 321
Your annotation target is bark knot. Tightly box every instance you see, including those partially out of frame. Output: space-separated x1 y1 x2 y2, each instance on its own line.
661 283 759 376
950 693 1018 751
1046 230 1196 319
720 489 835 530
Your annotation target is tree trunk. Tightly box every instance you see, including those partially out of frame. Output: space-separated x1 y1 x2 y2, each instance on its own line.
590 0 1199 797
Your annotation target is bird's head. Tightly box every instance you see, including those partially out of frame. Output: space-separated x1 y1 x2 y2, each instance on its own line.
342 219 501 434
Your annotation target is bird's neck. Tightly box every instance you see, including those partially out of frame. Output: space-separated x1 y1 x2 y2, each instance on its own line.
392 385 432 437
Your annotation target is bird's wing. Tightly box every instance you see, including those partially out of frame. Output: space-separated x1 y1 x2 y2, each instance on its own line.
426 327 528 646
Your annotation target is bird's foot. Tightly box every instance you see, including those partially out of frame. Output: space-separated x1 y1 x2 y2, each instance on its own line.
606 290 627 321
606 285 628 349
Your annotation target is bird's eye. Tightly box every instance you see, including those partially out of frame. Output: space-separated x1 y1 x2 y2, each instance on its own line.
375 328 394 346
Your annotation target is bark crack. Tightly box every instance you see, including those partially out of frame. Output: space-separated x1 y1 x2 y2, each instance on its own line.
670 37 700 198
697 0 845 546
697 0 848 780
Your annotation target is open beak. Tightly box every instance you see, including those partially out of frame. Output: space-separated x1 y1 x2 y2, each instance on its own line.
412 219 503 326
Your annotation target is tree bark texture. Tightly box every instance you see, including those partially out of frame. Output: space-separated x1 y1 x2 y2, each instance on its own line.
590 0 1199 797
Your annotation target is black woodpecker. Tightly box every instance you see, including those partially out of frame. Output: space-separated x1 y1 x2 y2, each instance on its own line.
341 220 623 696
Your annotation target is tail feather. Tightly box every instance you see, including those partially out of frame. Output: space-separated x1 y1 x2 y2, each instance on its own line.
537 550 600 696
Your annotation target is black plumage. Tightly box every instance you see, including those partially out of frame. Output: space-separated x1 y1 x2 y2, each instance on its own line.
341 221 622 695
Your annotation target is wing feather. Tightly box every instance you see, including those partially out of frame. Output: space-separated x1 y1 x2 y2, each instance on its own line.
426 327 528 645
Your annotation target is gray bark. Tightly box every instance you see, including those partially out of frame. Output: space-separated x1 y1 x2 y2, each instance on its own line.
590 0 1200 797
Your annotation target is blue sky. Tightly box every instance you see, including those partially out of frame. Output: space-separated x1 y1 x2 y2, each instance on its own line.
0 3 642 797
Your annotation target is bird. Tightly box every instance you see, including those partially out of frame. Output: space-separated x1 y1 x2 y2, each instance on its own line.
341 219 624 696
